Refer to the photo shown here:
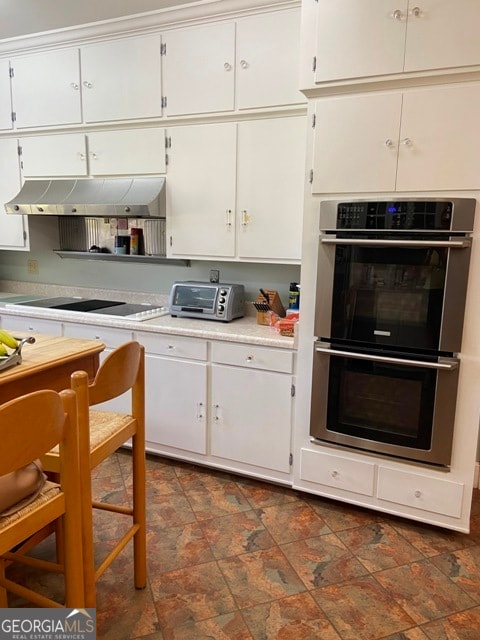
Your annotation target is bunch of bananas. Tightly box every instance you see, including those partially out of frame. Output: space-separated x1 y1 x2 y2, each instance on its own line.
0 329 19 357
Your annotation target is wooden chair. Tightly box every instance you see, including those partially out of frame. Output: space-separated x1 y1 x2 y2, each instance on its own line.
45 341 146 607
0 388 85 608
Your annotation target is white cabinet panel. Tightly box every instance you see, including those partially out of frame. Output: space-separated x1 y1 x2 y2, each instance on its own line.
167 122 236 258
211 364 292 473
21 133 87 177
211 341 293 374
377 467 464 518
145 354 207 454
237 117 305 261
11 48 82 128
87 128 166 176
81 35 162 123
135 332 206 360
312 93 401 194
300 448 376 497
3 316 62 336
62 323 132 348
314 0 407 83
236 9 305 110
164 23 235 116
396 84 480 192
0 59 13 131
0 138 27 250
404 0 480 72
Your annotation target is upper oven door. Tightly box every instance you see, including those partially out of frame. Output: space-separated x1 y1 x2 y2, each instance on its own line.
315 233 472 354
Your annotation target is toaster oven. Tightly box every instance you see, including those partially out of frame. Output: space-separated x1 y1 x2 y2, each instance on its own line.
168 281 245 322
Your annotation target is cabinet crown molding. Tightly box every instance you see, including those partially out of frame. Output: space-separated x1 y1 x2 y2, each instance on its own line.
0 0 299 56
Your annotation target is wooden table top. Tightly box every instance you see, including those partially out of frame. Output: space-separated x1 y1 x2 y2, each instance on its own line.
0 333 105 402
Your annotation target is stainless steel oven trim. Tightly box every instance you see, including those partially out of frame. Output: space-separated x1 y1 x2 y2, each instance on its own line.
314 344 459 371
320 237 471 249
310 344 459 466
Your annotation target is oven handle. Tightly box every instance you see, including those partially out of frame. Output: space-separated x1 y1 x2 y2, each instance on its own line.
320 237 470 249
314 345 459 371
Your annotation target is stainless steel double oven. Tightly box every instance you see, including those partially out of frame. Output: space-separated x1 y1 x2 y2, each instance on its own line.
310 198 476 466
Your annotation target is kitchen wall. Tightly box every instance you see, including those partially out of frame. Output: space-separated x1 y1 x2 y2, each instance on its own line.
0 247 300 304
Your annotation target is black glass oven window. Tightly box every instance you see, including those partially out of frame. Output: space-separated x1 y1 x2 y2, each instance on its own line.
327 355 435 450
331 245 447 352
174 286 216 310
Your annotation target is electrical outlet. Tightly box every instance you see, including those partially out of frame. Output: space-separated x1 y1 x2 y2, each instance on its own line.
27 259 39 275
210 269 220 283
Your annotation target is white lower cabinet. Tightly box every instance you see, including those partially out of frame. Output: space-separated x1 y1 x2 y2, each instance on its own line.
134 332 208 454
377 466 464 519
210 342 294 473
300 448 376 497
3 316 62 336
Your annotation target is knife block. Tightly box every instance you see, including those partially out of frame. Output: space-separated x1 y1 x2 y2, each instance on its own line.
255 290 286 325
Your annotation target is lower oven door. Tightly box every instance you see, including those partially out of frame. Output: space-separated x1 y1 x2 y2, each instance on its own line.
310 343 460 466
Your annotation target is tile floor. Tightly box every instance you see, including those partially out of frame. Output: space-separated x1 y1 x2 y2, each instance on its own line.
7 451 480 640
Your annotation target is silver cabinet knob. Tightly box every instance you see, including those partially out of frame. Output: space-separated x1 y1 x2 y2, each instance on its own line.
393 9 403 20
224 62 232 71
70 82 79 90
384 138 394 147
240 59 249 69
411 6 421 17
331 470 339 478
90 152 98 160
79 152 86 160
402 137 412 146
414 490 422 498
246 355 254 362
83 81 93 89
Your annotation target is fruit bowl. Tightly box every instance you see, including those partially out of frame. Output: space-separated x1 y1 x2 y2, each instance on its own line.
0 336 36 372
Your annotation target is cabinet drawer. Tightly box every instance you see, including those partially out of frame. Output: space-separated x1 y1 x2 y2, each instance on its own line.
377 467 464 519
134 331 206 361
3 316 62 336
300 448 375 497
211 341 293 373
62 322 132 348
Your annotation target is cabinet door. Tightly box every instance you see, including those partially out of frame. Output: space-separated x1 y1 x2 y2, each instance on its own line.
311 93 402 194
237 117 305 261
314 0 407 83
81 35 162 123
0 59 13 131
167 123 236 258
21 133 87 177
87 128 166 176
164 22 235 116
236 9 305 109
0 138 28 250
396 84 480 192
404 0 480 72
11 48 81 128
211 364 292 473
145 355 207 454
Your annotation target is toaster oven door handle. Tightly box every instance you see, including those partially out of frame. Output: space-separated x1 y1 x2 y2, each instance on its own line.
320 237 470 249
314 345 459 371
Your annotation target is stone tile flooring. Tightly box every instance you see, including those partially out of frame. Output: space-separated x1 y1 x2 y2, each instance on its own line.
7 452 480 639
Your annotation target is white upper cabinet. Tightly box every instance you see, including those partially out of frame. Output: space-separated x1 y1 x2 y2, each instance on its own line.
314 0 407 83
11 48 82 128
168 116 305 262
311 0 480 85
235 9 305 110
81 35 162 123
237 116 305 261
163 23 235 116
0 59 13 131
311 83 480 193
166 122 237 258
0 138 27 250
164 8 305 117
87 129 166 175
21 133 87 177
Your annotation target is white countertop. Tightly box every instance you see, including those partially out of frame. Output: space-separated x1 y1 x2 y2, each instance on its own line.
0 288 295 350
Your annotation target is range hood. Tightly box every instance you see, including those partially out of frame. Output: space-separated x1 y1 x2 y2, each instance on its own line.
4 177 166 217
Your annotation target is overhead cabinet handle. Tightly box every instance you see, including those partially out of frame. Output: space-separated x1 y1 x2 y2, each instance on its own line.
314 344 459 371
320 237 471 249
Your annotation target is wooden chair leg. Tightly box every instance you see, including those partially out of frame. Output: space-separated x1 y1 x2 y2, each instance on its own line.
132 435 147 589
0 559 8 607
